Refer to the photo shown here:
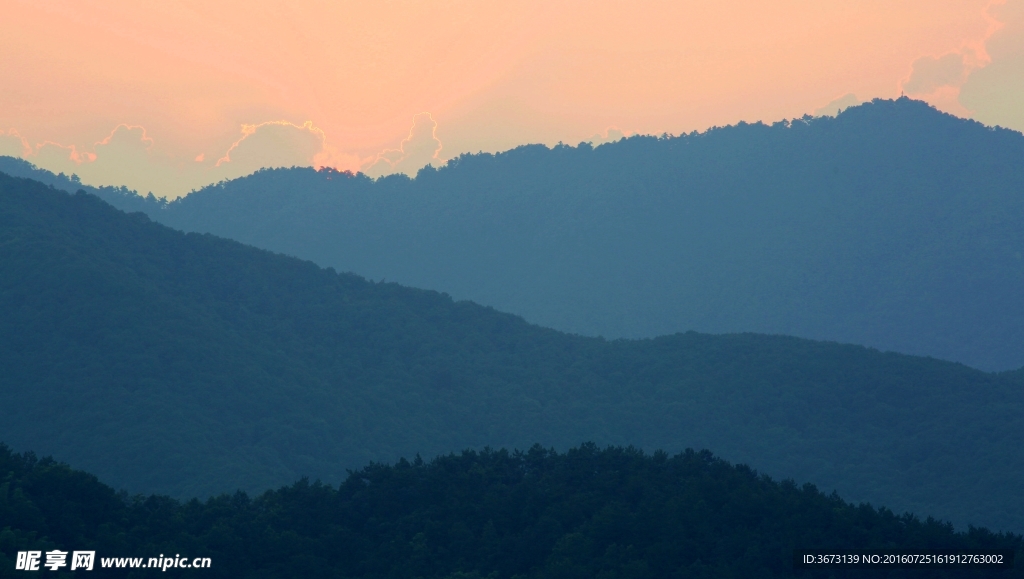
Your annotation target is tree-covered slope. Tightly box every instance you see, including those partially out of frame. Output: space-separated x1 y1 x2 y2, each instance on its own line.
57 97 1020 371
1 444 1021 579
2 173 1024 533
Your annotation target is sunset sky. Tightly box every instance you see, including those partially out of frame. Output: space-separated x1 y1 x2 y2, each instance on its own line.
3 0 1023 197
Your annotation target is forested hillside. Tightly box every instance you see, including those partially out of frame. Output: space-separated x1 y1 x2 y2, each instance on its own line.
1 444 1020 579
2 173 1023 531
10 98 1017 370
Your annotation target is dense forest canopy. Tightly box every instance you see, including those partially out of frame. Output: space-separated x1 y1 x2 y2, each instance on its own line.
1 443 1021 579
5 98 1019 370
1 173 1023 532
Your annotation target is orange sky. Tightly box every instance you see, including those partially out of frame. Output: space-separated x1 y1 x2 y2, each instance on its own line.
2 0 1021 196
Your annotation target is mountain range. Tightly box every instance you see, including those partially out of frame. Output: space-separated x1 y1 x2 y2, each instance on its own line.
4 98 1020 370
1 171 1022 532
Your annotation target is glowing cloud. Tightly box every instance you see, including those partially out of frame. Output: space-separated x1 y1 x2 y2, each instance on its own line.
901 53 974 115
0 129 32 158
904 53 971 95
31 141 93 171
586 127 628 146
6 0 1023 192
813 94 863 117
896 0 1010 116
364 113 443 178
216 121 323 167
26 125 184 196
960 0 1024 129
211 119 366 181
6 120 363 198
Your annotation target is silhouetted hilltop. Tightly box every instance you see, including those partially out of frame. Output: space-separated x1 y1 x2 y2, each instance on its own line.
2 172 1024 532
1 443 1021 579
11 98 1014 369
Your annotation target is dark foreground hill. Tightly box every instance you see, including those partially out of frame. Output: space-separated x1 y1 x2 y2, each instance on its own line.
1 444 1021 579
1 173 1024 532
9 98 1017 370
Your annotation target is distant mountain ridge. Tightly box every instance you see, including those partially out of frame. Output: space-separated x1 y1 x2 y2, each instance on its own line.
6 98 1020 370
2 172 1023 532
